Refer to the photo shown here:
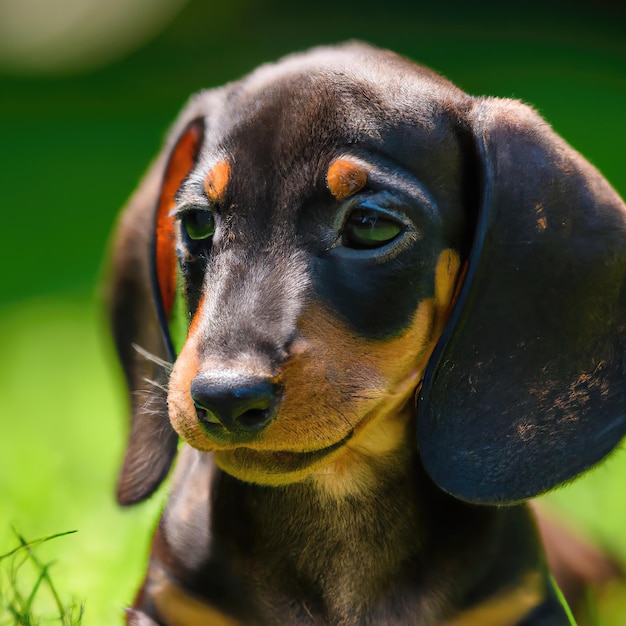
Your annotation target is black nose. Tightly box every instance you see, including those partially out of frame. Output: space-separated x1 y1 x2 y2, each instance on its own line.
190 375 279 433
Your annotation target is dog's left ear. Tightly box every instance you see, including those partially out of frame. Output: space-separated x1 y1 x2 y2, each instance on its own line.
418 98 626 505
107 118 204 505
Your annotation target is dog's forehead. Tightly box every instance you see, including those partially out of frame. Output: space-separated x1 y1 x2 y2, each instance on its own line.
222 43 460 130
184 45 468 204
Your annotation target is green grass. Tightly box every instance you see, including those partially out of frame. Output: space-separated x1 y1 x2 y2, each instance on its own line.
0 295 164 625
0 530 83 625
1 294 626 624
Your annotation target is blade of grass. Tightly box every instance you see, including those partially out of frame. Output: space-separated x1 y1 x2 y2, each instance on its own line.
0 531 77 561
24 562 50 616
7 600 29 625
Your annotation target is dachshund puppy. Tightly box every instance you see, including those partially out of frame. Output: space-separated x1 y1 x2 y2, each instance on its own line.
107 43 626 625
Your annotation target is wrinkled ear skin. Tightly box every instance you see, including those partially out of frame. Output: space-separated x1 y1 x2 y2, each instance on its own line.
418 98 626 505
107 118 205 506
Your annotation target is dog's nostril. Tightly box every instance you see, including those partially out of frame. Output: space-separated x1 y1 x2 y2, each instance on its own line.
237 407 272 429
190 376 279 433
195 406 221 426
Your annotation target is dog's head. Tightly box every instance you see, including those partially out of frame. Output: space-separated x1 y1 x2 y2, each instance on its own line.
108 43 626 506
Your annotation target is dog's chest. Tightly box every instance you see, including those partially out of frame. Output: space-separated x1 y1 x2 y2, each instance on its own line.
160 449 456 625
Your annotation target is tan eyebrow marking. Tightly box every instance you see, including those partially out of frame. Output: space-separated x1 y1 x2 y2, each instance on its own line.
203 160 231 203
326 159 368 201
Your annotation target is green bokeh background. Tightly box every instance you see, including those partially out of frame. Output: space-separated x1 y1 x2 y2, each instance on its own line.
1 0 626 623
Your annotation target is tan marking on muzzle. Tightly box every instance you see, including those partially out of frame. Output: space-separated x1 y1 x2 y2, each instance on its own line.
326 158 368 201
204 160 231 204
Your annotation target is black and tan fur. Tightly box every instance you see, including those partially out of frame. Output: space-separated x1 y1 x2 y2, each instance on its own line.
107 43 626 625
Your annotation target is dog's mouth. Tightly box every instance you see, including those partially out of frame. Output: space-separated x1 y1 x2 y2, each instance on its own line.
212 432 354 485
195 369 424 486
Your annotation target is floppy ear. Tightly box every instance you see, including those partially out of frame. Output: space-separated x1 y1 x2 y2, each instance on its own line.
418 98 626 505
107 118 204 505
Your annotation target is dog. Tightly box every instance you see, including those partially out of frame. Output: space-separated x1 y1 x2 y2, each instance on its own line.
107 43 626 625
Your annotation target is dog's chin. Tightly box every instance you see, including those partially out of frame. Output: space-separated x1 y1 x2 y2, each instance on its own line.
211 405 415 495
212 435 352 487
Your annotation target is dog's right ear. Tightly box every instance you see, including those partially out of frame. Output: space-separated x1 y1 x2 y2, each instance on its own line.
107 118 205 505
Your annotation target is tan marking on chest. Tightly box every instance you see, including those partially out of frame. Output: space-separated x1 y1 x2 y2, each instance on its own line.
444 572 544 626
148 565 241 626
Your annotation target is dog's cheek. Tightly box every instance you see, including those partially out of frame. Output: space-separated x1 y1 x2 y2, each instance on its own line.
272 249 461 445
373 248 462 387
270 301 428 448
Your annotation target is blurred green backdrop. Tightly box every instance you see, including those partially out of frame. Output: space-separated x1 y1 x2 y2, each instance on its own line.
1 0 625 623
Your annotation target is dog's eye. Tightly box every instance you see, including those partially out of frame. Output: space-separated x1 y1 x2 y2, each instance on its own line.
343 209 403 249
183 210 215 241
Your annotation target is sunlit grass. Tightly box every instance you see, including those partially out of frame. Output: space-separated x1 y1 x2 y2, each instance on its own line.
0 530 83 625
1 294 625 624
0 295 164 624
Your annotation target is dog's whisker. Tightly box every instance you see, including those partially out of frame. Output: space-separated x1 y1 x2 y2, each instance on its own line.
132 343 173 372
142 377 169 393
131 387 169 418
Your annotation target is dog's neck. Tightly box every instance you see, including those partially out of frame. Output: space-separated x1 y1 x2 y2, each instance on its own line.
212 451 426 618
159 436 546 625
